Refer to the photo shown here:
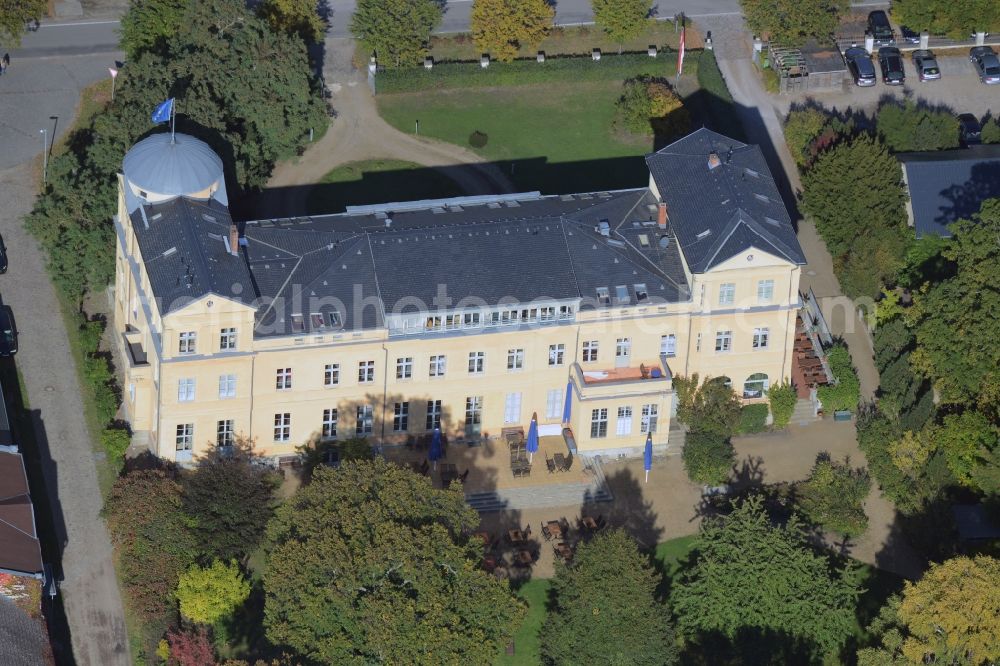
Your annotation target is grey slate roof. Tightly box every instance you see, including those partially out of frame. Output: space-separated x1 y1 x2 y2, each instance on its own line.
898 145 1000 238
646 128 806 272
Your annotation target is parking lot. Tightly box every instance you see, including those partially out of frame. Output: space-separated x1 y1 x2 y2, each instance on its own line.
781 50 1000 120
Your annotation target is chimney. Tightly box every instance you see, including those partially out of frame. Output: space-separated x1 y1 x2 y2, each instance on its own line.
657 202 668 229
228 223 239 256
707 152 722 170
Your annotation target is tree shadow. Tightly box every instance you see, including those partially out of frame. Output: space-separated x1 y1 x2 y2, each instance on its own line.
680 627 824 665
592 466 663 550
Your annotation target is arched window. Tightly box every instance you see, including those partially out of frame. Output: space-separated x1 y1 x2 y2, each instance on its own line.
743 373 769 399
707 375 732 389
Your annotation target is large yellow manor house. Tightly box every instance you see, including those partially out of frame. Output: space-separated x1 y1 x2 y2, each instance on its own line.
112 128 805 464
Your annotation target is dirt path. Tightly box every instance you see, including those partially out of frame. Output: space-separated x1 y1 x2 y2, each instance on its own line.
0 163 130 664
264 38 514 215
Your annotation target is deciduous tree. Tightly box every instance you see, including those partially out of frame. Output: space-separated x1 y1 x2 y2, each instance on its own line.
541 530 678 665
797 454 871 536
672 496 861 657
893 0 1000 39
350 0 443 67
674 374 742 437
117 0 188 58
768 381 798 429
740 0 847 47
263 460 524 664
683 431 735 485
165 626 215 666
258 0 326 43
614 76 689 139
591 0 651 53
176 560 251 625
876 100 960 153
0 0 46 47
471 0 555 62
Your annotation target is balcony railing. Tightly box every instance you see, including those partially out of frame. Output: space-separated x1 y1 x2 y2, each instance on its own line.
571 355 673 399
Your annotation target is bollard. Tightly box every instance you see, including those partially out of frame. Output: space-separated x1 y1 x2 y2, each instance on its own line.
648 45 657 57
537 51 545 63
592 48 601 61
864 34 875 54
480 54 490 68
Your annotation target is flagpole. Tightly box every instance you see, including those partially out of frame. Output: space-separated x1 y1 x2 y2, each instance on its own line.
170 99 176 143
111 76 116 102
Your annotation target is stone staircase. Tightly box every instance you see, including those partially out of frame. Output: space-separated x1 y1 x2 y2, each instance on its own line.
790 398 820 425
465 456 614 513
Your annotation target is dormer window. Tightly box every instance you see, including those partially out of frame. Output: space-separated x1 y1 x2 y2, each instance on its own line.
328 311 342 328
290 314 305 333
615 285 630 304
634 283 648 302
311 313 325 330
596 287 611 306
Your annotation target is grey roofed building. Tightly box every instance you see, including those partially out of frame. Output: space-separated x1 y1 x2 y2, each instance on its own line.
646 128 806 273
898 144 1000 238
124 129 802 338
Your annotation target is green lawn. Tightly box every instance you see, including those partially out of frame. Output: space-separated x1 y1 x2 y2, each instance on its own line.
377 81 669 194
496 579 551 666
306 159 464 214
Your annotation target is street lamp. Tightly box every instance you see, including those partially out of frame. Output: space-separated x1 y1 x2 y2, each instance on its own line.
40 128 48 186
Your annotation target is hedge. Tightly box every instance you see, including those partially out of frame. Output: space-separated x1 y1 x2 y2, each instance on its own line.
374 50 687 94
768 382 798 429
682 431 735 485
737 404 769 435
817 344 861 413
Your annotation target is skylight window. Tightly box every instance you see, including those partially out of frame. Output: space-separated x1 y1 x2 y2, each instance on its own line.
696 230 712 240
744 168 759 178
596 287 611 306
754 193 769 202
638 234 650 247
615 285 630 304
634 284 648 302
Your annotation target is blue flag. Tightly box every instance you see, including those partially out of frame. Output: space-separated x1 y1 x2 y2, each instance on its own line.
151 98 174 123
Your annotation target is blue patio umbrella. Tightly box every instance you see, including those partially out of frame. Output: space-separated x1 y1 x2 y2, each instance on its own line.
644 432 653 483
526 412 539 463
562 381 573 424
429 427 443 469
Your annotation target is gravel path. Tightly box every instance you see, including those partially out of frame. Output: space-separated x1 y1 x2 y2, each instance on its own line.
0 163 130 664
263 38 514 216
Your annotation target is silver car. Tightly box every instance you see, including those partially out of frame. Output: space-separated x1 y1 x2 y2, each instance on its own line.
970 46 1000 84
912 50 941 81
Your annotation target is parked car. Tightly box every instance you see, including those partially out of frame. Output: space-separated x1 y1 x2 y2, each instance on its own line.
970 46 1000 84
899 26 921 44
878 47 905 85
0 234 6 274
868 10 895 46
0 306 16 357
958 114 982 146
845 47 877 87
912 49 941 81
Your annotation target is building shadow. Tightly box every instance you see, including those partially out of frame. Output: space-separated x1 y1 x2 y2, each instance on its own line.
0 358 73 664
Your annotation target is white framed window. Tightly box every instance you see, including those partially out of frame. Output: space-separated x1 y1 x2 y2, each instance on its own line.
507 348 524 371
219 327 236 350
715 330 732 353
743 373 770 399
757 279 775 303
596 287 611 306
614 285 630 305
753 327 770 350
426 400 442 430
217 420 234 447
396 357 413 380
358 360 375 383
468 351 485 375
504 393 522 424
175 424 193 451
178 331 196 354
322 408 338 439
290 314 305 333
429 355 446 377
465 396 483 434
660 334 677 357
324 363 340 387
582 340 599 362
591 408 608 438
177 378 195 402
356 405 373 435
616 406 633 436
641 404 658 434
393 402 409 432
218 374 236 399
546 388 564 420
719 283 736 306
616 337 631 358
274 413 291 442
463 312 481 328
548 344 565 366
276 367 292 390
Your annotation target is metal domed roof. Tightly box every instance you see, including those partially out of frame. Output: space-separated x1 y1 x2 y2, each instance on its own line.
123 132 223 198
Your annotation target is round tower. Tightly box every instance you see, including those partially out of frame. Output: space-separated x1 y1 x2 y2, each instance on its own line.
122 132 227 204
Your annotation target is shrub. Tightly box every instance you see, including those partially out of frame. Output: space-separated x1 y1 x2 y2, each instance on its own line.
983 117 1000 144
876 100 959 153
165 626 215 666
674 374 743 438
682 431 734 485
768 382 798 429
761 65 779 93
101 428 131 471
374 51 687 93
784 108 828 168
176 560 251 625
797 454 871 537
818 344 861 413
468 130 489 147
737 403 769 434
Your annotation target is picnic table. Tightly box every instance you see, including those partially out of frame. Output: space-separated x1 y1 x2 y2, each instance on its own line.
581 516 599 531
513 550 534 567
553 542 573 561
544 520 564 540
507 529 528 544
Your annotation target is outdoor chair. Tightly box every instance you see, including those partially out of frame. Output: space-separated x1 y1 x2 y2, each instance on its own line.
459 469 470 484
540 523 552 541
545 456 556 474
417 459 430 476
562 452 574 472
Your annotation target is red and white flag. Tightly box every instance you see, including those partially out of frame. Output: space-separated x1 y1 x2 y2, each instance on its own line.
677 26 686 76
109 67 118 78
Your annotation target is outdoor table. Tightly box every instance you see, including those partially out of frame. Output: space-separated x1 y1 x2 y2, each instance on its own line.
554 542 573 561
507 529 526 543
581 516 599 531
546 521 563 540
514 550 534 566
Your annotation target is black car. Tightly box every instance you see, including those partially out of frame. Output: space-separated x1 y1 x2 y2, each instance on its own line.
0 306 16 357
0 234 6 274
845 47 877 87
878 47 905 85
868 10 895 46
958 114 982 146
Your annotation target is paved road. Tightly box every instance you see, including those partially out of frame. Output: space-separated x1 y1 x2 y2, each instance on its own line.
0 19 122 169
